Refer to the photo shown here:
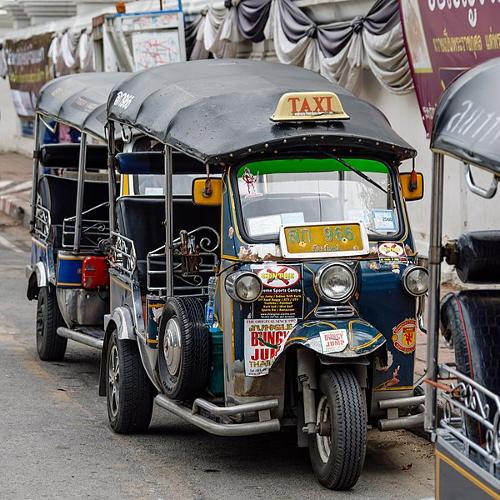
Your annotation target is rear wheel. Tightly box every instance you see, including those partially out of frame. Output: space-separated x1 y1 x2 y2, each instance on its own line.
309 369 367 490
106 331 154 434
36 286 67 361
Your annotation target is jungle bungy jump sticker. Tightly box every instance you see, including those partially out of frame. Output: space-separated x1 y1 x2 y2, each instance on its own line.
392 318 417 354
377 242 408 264
244 318 297 376
252 264 304 319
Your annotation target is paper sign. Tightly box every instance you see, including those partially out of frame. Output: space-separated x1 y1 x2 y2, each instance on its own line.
372 209 396 232
319 329 348 354
244 319 297 376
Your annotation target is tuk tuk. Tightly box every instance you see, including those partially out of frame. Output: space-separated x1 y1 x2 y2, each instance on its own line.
100 59 428 490
425 59 500 498
26 72 130 360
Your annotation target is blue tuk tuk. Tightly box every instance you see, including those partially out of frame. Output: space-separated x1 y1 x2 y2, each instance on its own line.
26 72 130 359
100 59 429 490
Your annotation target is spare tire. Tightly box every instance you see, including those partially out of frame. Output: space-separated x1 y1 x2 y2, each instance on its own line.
158 297 211 401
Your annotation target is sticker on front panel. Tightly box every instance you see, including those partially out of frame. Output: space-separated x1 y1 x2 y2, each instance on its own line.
372 209 396 232
252 264 304 319
319 329 349 354
377 241 408 264
244 319 297 376
392 318 416 354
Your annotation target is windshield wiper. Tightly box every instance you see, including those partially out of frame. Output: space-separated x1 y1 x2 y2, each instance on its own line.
327 154 387 194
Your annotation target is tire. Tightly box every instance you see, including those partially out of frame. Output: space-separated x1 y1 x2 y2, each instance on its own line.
309 369 367 490
36 286 67 361
106 331 155 434
158 297 211 401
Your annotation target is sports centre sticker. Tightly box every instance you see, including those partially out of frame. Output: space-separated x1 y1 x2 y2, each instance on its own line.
244 319 297 376
252 265 304 319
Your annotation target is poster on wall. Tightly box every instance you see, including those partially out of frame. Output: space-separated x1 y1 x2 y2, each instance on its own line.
132 30 182 70
399 1 500 135
4 33 53 119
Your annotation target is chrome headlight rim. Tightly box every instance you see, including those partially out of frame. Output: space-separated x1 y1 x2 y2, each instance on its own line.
402 265 429 297
315 262 356 304
224 271 263 303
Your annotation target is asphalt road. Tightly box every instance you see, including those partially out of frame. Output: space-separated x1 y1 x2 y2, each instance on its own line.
0 214 435 499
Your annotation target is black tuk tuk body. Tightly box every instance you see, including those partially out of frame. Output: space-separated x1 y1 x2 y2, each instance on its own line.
100 60 428 490
26 72 130 359
426 58 500 498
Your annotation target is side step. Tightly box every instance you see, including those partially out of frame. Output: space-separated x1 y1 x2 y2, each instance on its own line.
155 395 281 437
57 326 104 349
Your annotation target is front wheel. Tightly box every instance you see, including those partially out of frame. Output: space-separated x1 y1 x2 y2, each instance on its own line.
309 368 367 490
36 286 67 361
106 331 155 434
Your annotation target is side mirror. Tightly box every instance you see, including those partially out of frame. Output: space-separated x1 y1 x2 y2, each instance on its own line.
192 178 222 206
400 171 424 201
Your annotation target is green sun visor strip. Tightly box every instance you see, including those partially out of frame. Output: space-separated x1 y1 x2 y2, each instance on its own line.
237 158 389 176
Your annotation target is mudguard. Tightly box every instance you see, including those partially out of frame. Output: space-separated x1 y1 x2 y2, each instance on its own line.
275 318 386 365
26 262 48 300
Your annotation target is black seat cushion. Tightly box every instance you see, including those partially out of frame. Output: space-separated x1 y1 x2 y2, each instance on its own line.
115 196 220 289
38 175 110 248
441 291 500 441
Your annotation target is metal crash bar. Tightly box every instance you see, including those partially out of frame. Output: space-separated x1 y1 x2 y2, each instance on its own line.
155 395 280 437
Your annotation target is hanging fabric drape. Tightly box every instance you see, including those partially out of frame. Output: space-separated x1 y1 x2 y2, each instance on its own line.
235 0 272 43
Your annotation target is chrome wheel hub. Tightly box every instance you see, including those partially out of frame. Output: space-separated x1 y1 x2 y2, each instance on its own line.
108 344 120 418
316 395 332 463
164 318 182 376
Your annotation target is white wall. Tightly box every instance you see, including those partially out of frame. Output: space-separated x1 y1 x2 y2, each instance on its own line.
0 77 32 156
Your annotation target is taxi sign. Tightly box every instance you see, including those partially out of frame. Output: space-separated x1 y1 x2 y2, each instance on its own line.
270 91 350 122
279 221 369 258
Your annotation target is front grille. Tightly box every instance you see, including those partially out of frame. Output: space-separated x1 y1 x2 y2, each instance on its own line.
315 304 356 319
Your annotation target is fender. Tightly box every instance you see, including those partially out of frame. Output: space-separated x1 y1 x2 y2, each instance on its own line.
26 262 48 300
273 317 386 370
98 307 135 396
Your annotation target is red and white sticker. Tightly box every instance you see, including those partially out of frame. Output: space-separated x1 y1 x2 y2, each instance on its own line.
319 329 349 354
256 265 300 289
244 319 297 376
392 318 416 354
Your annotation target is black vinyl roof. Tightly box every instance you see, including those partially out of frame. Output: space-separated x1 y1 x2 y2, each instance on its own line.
107 59 416 163
431 58 500 174
37 72 131 140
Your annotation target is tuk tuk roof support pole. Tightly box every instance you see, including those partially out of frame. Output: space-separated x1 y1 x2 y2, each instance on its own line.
164 145 173 296
424 151 445 435
30 114 41 232
74 132 87 252
107 122 116 233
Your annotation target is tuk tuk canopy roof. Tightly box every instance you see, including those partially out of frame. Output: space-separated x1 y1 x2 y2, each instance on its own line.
37 72 131 140
431 58 500 173
107 59 416 164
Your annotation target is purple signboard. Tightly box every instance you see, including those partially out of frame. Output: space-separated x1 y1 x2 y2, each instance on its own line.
399 0 500 135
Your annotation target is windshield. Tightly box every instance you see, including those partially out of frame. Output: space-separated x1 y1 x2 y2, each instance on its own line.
236 158 402 241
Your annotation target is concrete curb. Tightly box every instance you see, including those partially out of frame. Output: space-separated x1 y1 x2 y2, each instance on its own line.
0 194 31 228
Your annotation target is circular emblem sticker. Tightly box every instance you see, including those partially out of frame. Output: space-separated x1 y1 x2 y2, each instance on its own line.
391 318 416 354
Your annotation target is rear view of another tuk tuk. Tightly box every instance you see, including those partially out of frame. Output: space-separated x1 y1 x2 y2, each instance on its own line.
102 60 428 491
26 73 130 359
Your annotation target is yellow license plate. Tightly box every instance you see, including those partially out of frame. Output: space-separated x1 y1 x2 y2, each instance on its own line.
281 222 368 258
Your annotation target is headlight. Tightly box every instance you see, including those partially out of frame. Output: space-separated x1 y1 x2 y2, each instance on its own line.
316 262 356 303
225 271 263 303
402 266 429 296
